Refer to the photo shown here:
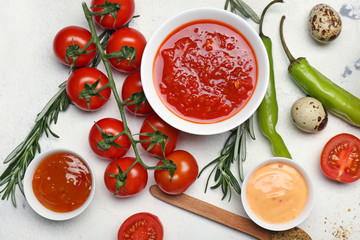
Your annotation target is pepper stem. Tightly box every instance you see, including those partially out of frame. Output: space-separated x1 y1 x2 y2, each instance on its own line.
279 15 296 62
259 0 283 38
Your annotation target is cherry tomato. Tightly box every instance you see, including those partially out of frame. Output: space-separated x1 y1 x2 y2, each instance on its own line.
118 212 164 240
89 118 131 160
104 157 148 198
321 133 360 183
106 28 146 73
53 26 96 67
154 150 198 195
66 67 111 111
139 114 179 157
91 0 135 30
121 71 154 116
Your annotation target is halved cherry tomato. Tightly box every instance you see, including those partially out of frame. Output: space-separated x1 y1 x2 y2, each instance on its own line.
121 71 154 116
104 157 148 198
91 0 135 30
118 212 164 240
53 26 96 68
139 114 179 157
89 118 131 160
154 150 198 195
66 67 111 111
320 133 360 183
106 27 146 73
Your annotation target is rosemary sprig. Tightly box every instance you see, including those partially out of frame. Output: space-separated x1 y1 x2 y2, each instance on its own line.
224 0 260 24
198 116 255 201
0 81 70 207
0 30 112 207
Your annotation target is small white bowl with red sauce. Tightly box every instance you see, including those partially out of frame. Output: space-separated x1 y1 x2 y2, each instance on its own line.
24 149 95 221
141 7 269 135
241 157 314 231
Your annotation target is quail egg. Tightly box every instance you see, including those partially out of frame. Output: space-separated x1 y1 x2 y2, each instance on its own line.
309 4 342 43
291 97 328 133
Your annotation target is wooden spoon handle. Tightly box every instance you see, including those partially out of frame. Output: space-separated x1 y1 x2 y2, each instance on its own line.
149 185 272 240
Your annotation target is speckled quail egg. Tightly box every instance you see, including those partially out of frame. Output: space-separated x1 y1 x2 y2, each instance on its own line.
291 97 328 133
309 4 342 43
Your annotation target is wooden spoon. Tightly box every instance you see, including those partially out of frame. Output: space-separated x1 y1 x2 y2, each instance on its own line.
149 185 311 240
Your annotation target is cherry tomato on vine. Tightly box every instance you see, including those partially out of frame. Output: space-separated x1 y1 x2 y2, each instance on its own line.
104 157 148 198
89 118 131 160
106 28 146 73
53 26 96 68
154 150 198 195
139 114 179 157
118 212 164 240
66 67 111 111
121 71 154 116
320 133 360 183
91 0 135 30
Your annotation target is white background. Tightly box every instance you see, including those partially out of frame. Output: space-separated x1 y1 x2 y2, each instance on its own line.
1 0 360 239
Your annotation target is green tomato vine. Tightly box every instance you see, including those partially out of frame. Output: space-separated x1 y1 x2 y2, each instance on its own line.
0 2 176 207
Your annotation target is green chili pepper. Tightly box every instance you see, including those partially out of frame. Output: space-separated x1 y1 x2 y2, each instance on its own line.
257 0 291 159
280 16 360 128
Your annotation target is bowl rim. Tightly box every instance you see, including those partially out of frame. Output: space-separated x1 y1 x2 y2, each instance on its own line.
23 148 96 221
141 7 269 135
240 157 315 231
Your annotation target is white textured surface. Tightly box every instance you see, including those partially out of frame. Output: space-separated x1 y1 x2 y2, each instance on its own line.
1 0 360 239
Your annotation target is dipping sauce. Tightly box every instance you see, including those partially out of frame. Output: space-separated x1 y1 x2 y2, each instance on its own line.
153 19 257 123
32 152 92 213
246 162 308 224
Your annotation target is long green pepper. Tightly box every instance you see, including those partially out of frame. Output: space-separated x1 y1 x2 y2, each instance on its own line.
257 0 291 158
280 16 360 128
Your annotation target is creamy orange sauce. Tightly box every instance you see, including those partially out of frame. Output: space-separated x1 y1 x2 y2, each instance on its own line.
246 162 308 224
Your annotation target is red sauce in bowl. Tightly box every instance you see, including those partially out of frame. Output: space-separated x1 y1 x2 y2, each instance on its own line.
32 152 92 213
153 19 257 123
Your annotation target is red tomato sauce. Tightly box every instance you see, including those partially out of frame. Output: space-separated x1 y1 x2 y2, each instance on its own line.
32 152 92 213
153 20 257 123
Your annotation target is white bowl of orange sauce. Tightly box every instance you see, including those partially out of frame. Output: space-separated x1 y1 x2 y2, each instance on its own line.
241 157 314 231
141 7 269 135
24 149 95 221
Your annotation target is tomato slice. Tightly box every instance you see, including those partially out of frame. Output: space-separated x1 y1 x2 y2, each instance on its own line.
118 212 164 240
320 133 360 183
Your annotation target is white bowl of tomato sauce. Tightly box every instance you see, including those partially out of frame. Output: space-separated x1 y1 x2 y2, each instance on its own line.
141 7 269 135
241 157 314 231
24 149 95 221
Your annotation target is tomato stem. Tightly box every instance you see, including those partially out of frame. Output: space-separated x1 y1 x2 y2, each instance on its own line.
82 3 174 175
66 36 97 72
94 82 111 92
82 3 136 154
